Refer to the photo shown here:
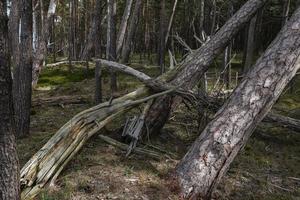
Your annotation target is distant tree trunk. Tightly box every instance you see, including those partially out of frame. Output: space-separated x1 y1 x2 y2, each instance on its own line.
107 0 117 92
158 0 166 74
117 0 134 56
223 3 234 89
199 0 205 35
8 0 20 69
175 8 300 199
143 0 268 137
81 0 102 60
32 0 57 86
243 13 258 73
13 0 33 137
282 0 290 26
94 0 102 104
0 2 20 199
120 0 142 64
165 0 178 46
210 0 217 35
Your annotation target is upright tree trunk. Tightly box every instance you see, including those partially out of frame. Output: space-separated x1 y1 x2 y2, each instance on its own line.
107 0 117 92
120 0 142 64
8 0 20 69
13 0 33 137
144 0 268 136
81 0 102 60
175 8 300 199
282 0 291 26
94 0 102 104
165 0 178 46
32 0 57 86
117 0 134 56
0 1 20 199
158 0 166 74
243 13 258 72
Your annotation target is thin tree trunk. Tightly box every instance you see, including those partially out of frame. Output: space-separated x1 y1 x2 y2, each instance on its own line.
165 0 178 45
243 13 258 72
144 0 268 136
120 0 142 64
0 1 20 199
94 0 102 104
32 0 57 86
107 0 117 92
13 0 33 137
175 8 300 199
117 0 134 56
282 0 291 26
81 0 102 60
8 0 20 69
158 0 166 74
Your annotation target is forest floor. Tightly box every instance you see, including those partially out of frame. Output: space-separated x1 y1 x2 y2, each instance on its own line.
18 60 300 200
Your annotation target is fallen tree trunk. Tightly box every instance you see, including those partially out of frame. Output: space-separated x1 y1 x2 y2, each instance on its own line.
32 95 90 107
174 7 300 199
264 112 300 132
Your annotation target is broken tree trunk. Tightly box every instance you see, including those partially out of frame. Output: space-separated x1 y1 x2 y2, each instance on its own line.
144 0 268 136
175 7 300 199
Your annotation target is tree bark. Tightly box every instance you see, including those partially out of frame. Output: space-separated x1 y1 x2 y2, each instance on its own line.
13 0 33 137
120 0 142 64
8 0 20 69
80 0 102 60
32 0 57 86
144 0 268 136
175 8 300 199
117 0 134 56
107 0 117 92
158 0 166 74
0 1 20 198
243 13 258 72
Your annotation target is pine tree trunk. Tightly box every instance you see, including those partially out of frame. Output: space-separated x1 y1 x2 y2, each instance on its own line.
243 13 258 72
117 0 134 56
144 0 268 136
0 1 20 198
107 0 117 92
120 0 142 64
13 0 33 137
158 0 166 74
32 0 57 86
8 0 20 69
175 8 300 199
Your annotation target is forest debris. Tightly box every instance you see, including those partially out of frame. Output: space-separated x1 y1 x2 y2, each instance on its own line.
32 95 90 107
98 135 162 160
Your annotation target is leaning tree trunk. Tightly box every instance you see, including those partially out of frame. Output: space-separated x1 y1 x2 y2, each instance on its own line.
13 0 33 137
32 0 57 86
143 0 268 136
175 7 300 199
0 1 20 199
120 0 142 64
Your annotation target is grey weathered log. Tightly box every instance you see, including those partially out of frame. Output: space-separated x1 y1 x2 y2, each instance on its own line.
264 112 300 132
175 7 300 199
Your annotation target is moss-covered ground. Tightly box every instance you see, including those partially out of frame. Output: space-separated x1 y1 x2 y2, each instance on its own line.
17 58 300 200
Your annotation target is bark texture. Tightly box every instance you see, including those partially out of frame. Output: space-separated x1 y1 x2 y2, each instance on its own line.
144 0 268 136
120 0 142 64
175 7 300 199
0 1 20 198
32 0 57 86
13 0 33 137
